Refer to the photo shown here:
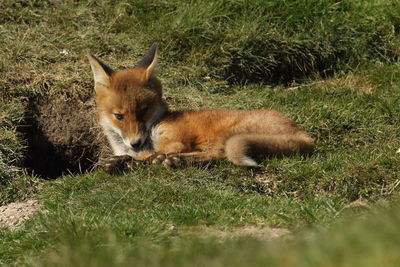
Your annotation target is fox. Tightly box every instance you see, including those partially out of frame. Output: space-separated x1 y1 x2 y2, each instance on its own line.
87 43 314 173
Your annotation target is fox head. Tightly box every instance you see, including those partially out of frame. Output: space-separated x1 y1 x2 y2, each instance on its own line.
88 43 167 155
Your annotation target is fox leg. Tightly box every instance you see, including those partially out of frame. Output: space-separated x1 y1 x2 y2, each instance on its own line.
101 155 137 173
146 132 315 168
149 150 225 167
144 140 224 167
100 149 214 173
224 133 314 166
101 133 314 172
101 151 156 173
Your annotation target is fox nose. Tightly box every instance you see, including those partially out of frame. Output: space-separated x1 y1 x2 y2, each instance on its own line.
130 139 141 150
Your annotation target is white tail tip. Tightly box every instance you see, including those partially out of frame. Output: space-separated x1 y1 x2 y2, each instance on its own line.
241 157 258 166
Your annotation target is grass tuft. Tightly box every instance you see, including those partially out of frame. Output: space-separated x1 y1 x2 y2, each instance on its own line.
0 102 25 185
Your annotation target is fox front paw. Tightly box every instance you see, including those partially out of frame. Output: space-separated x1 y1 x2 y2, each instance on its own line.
101 155 140 174
149 154 182 168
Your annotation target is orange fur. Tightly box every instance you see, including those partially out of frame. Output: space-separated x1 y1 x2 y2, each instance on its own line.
88 44 314 166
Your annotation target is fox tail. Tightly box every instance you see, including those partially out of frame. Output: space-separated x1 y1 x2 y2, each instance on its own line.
224 133 314 166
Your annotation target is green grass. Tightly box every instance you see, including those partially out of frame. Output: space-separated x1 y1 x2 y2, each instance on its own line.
0 102 24 178
0 101 38 203
1 0 400 265
1 0 400 90
1 170 400 266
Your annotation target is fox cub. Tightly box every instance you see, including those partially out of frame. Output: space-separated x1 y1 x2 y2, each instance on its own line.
88 44 314 172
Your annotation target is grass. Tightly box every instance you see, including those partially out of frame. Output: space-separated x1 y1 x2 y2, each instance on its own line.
0 101 39 203
1 170 400 266
0 102 25 180
0 0 400 265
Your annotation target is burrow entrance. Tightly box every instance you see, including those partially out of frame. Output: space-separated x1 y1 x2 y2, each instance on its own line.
20 95 107 179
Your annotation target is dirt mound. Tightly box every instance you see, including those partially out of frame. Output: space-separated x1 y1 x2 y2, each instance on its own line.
0 200 39 228
22 94 109 178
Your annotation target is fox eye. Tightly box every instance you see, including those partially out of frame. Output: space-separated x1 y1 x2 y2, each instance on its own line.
114 113 124 120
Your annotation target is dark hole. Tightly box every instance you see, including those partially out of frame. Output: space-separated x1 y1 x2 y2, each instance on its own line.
19 99 99 179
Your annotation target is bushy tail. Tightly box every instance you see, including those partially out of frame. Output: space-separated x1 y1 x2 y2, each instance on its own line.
224 133 314 166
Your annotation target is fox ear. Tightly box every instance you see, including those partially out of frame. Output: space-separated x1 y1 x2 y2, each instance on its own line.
137 43 158 80
87 54 114 89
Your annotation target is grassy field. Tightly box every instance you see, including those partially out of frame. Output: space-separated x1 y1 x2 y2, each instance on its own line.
1 0 400 266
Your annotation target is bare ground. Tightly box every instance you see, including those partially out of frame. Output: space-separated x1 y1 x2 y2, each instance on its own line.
0 199 39 229
179 225 291 242
213 226 291 241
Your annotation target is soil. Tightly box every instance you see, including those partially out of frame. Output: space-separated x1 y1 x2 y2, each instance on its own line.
215 225 291 241
22 95 109 178
181 225 291 242
0 200 40 228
